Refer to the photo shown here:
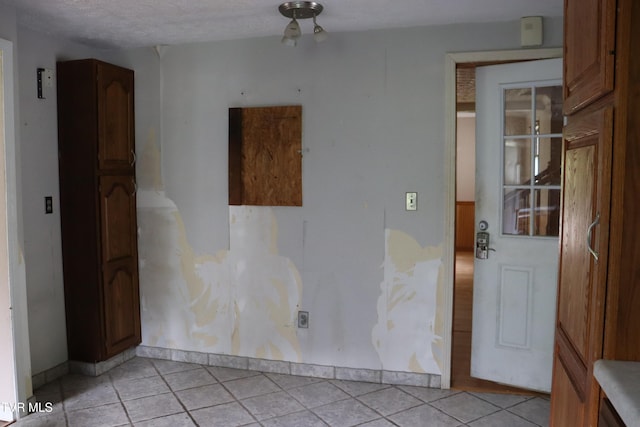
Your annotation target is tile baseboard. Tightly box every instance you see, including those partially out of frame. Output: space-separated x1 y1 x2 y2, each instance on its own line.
32 361 70 390
67 347 137 377
136 345 442 389
33 345 441 391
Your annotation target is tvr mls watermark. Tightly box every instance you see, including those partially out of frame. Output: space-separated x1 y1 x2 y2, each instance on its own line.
1 401 53 414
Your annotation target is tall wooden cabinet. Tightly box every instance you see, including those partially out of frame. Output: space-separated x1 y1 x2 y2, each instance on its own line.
550 0 640 425
57 59 141 363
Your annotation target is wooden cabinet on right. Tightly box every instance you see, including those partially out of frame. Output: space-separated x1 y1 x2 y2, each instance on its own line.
550 0 640 425
551 105 613 426
563 0 616 115
599 398 625 427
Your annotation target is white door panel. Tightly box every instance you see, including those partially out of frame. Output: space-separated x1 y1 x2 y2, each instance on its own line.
471 58 562 392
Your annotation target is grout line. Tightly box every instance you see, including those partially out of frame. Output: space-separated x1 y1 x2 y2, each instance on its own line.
463 407 502 425
231 373 271 425
56 377 71 427
155 359 200 427
108 372 134 427
58 379 70 427
469 390 538 410
505 406 547 427
430 406 467 425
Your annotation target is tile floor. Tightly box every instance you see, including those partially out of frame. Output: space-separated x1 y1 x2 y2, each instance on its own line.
14 357 550 427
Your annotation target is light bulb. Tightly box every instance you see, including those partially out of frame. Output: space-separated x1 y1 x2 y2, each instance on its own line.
313 24 328 42
283 18 301 39
312 14 327 42
281 35 297 47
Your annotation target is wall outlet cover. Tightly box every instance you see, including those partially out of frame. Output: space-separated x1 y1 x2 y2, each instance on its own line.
298 311 309 328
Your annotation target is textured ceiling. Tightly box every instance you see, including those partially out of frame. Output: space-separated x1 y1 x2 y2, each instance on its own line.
4 0 563 49
457 67 476 105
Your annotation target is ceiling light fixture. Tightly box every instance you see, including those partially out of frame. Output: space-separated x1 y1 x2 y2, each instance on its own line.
279 1 327 46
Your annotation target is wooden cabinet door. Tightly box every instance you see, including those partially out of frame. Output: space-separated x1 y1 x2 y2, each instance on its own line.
99 175 141 357
550 106 613 426
100 175 138 265
103 264 140 357
563 0 616 115
97 62 135 171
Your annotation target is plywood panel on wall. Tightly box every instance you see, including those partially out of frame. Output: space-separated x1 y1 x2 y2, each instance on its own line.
229 105 302 206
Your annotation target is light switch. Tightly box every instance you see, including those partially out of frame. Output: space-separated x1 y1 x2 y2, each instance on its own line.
406 192 417 211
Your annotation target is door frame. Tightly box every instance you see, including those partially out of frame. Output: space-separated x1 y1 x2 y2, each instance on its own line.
0 38 32 421
441 48 563 389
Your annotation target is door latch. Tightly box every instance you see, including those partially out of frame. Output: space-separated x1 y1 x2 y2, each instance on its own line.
475 221 496 259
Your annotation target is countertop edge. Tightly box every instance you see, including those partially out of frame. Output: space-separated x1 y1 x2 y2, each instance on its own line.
594 360 640 427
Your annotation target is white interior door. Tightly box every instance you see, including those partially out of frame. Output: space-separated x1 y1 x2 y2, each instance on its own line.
471 58 562 393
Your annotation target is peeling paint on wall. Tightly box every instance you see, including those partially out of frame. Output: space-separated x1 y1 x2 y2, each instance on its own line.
226 206 302 361
137 135 302 361
372 229 443 375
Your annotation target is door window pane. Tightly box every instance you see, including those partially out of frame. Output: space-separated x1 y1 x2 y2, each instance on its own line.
534 138 562 186
534 189 561 236
503 189 531 236
505 88 532 136
535 86 563 134
501 84 562 237
504 139 532 185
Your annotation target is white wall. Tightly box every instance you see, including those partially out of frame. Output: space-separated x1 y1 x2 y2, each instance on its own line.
17 26 99 375
12 18 157 377
116 18 563 375
456 114 476 201
2 8 562 380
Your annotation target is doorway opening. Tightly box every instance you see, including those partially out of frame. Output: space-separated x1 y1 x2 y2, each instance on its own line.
442 49 563 392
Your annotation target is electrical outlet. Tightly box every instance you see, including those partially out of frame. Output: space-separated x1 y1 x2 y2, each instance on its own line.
298 311 309 328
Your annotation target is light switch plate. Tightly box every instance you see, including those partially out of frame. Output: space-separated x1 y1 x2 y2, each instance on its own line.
37 68 55 99
45 196 53 214
43 69 55 88
406 192 417 211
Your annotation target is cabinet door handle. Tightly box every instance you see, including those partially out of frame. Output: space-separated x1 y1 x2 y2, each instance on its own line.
130 150 137 167
586 212 600 262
